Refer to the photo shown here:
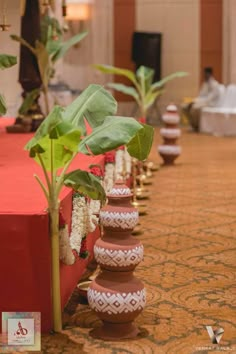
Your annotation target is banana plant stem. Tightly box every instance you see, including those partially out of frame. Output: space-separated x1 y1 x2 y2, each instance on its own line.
43 86 50 116
49 198 62 332
49 139 62 332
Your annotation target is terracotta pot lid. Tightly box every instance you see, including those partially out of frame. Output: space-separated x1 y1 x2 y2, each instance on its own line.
166 103 178 112
108 180 132 197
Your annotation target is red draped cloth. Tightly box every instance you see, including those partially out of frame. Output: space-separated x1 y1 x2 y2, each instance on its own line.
0 119 104 332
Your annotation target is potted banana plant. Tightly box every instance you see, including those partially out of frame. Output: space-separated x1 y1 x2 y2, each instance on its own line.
11 12 87 115
94 64 188 123
0 54 17 115
25 84 154 332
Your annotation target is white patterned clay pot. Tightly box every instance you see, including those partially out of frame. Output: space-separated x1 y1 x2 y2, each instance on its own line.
88 180 145 340
158 104 182 165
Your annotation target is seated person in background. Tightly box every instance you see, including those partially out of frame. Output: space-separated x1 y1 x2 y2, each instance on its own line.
183 67 221 132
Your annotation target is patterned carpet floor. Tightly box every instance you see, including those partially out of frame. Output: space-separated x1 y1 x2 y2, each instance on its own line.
41 129 236 353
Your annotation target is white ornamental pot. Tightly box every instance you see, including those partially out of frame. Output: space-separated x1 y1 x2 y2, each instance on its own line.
160 128 181 139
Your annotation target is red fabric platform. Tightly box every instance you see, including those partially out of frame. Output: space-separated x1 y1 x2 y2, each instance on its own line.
0 119 104 332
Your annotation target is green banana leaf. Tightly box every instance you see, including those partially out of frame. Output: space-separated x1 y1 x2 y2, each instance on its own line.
151 71 188 91
63 84 117 134
10 35 36 55
64 169 106 201
25 107 81 171
107 83 139 103
35 40 50 88
79 116 148 159
31 131 80 171
51 31 88 63
136 65 154 93
127 124 154 161
11 35 50 87
0 55 16 115
45 25 62 56
0 54 17 69
46 39 61 57
26 86 154 172
19 88 41 115
25 106 83 156
94 64 138 87
25 106 66 153
41 15 62 46
144 89 164 111
0 94 6 115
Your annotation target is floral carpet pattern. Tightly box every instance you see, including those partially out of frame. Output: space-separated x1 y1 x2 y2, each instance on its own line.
19 130 236 353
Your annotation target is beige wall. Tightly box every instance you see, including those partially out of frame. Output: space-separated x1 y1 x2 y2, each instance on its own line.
223 0 236 84
2 1 236 117
0 0 113 116
136 0 200 110
0 0 21 116
57 0 114 90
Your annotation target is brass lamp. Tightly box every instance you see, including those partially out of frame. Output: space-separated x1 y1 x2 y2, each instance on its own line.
0 0 11 31
131 159 147 215
66 0 92 21
66 0 92 33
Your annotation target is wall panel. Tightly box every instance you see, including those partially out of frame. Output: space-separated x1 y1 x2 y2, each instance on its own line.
136 0 200 109
113 0 135 101
200 0 222 82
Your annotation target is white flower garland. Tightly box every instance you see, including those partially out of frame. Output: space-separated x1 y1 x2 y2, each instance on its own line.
104 163 115 193
90 199 101 216
59 225 75 265
115 149 124 180
70 195 99 254
59 195 99 265
69 196 87 255
115 148 132 181
124 148 132 177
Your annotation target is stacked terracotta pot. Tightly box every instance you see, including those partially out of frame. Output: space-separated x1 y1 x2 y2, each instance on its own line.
158 104 182 165
88 180 145 340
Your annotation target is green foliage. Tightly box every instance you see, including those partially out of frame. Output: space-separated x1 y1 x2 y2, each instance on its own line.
11 31 87 87
95 64 188 117
11 18 88 115
0 54 17 114
35 40 50 88
0 95 6 115
151 71 188 90
63 84 117 135
26 105 65 152
25 84 154 203
26 106 81 171
107 83 139 103
144 89 164 111
127 124 154 161
41 14 63 46
0 54 17 69
136 66 154 93
10 35 36 55
25 84 154 334
64 170 106 201
94 64 138 86
40 15 87 63
33 134 78 171
51 32 88 63
19 88 41 115
79 116 143 157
